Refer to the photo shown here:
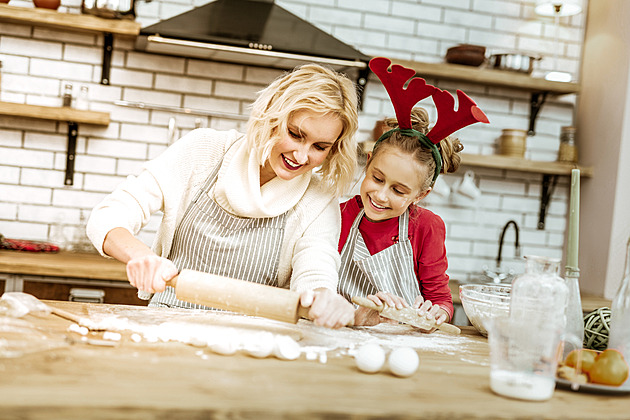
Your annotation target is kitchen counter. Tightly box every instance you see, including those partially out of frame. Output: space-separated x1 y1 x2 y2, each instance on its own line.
0 250 142 305
0 300 627 419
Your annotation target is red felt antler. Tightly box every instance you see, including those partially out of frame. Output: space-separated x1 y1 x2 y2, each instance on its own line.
369 57 489 142
427 88 490 144
369 57 436 129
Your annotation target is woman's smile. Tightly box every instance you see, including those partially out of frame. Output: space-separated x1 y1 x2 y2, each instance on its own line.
260 109 342 186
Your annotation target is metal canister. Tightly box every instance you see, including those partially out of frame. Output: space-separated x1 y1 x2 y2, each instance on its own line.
557 126 577 163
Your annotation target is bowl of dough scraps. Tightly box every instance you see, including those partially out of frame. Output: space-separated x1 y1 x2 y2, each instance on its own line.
459 284 511 337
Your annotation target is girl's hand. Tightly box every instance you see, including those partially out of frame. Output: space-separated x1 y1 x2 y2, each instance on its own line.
368 291 409 310
353 306 381 326
413 295 449 333
353 291 410 326
126 255 178 294
300 288 354 329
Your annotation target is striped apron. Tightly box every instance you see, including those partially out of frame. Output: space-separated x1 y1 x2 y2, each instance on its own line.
150 146 287 309
338 209 420 305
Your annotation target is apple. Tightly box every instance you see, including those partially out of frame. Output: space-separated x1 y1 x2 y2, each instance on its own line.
564 349 599 373
588 349 629 386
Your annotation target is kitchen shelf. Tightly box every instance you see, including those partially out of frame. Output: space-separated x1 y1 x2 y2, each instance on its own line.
461 153 593 177
396 59 580 135
0 101 110 125
0 4 140 36
0 4 141 85
460 153 592 230
397 60 581 94
0 101 110 186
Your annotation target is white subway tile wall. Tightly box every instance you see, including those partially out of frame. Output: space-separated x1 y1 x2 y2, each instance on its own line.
0 0 585 283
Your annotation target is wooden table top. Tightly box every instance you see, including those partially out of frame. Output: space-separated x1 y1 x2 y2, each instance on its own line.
0 301 627 419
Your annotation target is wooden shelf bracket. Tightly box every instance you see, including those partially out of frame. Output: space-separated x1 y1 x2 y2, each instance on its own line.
537 174 558 230
528 91 548 136
65 122 78 186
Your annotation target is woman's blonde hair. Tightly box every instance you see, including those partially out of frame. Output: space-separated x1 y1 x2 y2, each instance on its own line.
372 107 464 192
246 64 359 197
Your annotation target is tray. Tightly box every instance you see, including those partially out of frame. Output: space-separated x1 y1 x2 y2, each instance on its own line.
556 378 630 395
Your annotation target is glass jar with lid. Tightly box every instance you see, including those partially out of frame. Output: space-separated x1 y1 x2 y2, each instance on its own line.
557 126 578 163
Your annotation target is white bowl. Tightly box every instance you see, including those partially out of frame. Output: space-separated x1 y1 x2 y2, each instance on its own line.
459 284 511 336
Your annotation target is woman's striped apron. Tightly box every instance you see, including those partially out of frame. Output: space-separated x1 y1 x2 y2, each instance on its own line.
150 146 287 309
338 209 420 305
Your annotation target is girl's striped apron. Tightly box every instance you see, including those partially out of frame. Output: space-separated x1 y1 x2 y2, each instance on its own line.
150 145 287 309
338 209 420 305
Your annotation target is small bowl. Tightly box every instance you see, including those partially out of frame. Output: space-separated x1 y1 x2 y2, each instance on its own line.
446 44 487 67
459 284 511 336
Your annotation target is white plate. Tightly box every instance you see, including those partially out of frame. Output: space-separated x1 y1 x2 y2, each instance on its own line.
556 378 630 394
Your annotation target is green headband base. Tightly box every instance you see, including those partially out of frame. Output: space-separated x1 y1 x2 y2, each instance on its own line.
374 128 442 186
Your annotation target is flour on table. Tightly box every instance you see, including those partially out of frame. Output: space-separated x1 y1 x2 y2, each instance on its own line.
65 306 484 364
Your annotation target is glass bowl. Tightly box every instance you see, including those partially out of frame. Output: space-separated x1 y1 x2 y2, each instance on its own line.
459 284 511 336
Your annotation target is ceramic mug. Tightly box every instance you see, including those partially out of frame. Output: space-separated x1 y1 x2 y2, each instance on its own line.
431 176 451 199
455 170 481 200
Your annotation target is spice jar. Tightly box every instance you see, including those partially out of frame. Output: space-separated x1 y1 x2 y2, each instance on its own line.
557 126 578 163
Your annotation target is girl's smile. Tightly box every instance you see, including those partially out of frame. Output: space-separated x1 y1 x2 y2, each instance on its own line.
361 147 430 222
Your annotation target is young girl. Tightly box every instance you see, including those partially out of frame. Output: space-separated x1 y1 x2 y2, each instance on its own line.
338 57 488 331
87 64 359 329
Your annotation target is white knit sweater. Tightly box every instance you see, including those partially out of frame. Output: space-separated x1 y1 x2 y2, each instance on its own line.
86 128 342 293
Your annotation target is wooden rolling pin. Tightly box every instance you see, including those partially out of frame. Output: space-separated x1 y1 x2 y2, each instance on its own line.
166 269 311 324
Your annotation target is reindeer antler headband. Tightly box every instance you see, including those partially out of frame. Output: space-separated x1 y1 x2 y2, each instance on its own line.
370 57 489 186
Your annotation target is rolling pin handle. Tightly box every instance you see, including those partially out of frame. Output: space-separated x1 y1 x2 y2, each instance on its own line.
296 304 310 321
438 322 461 335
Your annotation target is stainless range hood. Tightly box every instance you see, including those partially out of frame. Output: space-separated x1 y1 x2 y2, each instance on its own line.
135 0 370 72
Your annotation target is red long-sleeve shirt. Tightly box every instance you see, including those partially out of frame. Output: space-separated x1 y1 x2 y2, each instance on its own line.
339 195 454 319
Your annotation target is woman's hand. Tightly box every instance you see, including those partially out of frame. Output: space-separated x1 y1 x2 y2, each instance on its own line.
300 288 354 329
126 255 178 294
413 295 449 333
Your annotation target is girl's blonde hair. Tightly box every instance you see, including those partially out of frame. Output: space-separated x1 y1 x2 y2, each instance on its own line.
246 64 359 197
372 107 464 192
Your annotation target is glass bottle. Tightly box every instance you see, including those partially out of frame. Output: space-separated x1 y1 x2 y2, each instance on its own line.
608 237 630 359
76 85 89 110
62 83 73 107
510 255 568 332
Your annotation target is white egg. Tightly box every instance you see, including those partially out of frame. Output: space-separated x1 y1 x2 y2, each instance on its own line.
387 347 419 377
355 343 386 373
273 335 301 361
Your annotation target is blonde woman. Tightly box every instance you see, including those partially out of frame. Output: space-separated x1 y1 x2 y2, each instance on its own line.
87 64 358 328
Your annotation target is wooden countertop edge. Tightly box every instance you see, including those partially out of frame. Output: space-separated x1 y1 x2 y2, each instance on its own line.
0 250 127 281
